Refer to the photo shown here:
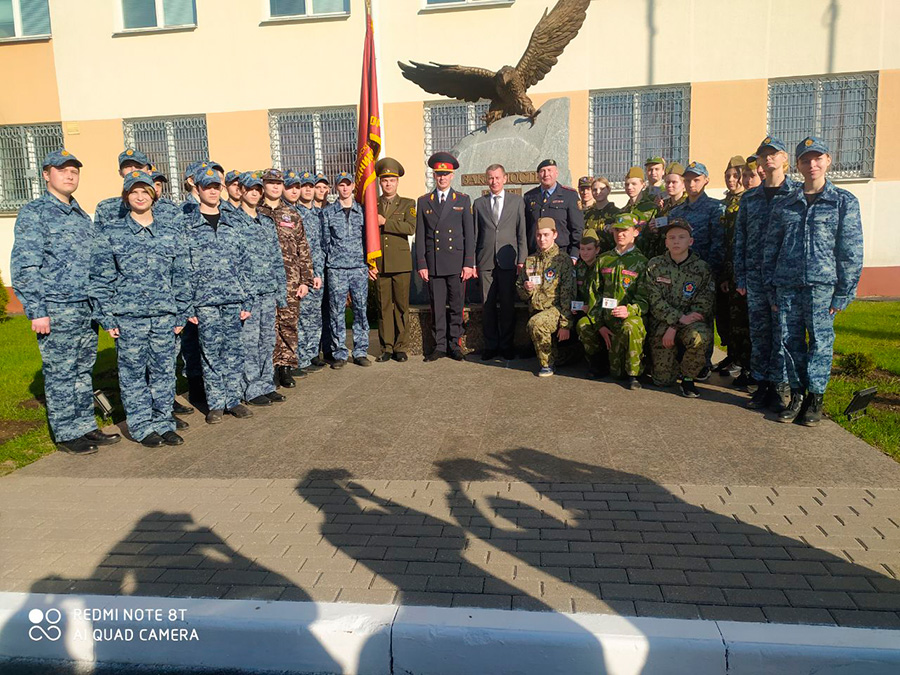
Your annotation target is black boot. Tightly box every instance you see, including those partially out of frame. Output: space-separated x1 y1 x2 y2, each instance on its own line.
277 365 296 389
746 381 770 409
777 389 805 423
800 393 824 427
770 382 791 412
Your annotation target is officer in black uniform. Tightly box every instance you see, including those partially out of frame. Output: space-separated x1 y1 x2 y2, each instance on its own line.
524 158 584 259
415 152 476 362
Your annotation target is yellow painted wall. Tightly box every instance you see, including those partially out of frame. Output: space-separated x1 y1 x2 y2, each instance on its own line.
62 119 126 212
873 69 900 181
688 80 769 188
0 41 60 124
382 101 426 198
208 111 272 173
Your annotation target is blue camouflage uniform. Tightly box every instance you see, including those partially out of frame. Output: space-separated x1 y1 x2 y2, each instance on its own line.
232 172 288 400
667 164 726 276
11 150 98 443
179 170 251 411
291 171 327 368
322 175 369 361
89 172 192 441
314 173 334 359
733 157 797 385
764 143 864 395
94 149 151 229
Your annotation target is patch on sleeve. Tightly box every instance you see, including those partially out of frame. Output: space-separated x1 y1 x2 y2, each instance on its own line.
656 276 671 284
683 281 696 297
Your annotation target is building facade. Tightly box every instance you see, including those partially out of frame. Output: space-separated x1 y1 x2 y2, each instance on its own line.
2 0 899 307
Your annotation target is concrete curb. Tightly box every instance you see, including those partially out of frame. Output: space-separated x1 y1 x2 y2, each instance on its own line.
1 592 899 674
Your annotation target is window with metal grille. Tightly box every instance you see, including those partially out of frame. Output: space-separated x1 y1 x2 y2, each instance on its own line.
768 73 877 178
0 123 63 211
123 116 208 202
425 0 513 6
120 0 196 30
589 85 690 187
0 0 51 39
423 100 489 189
269 107 357 184
269 0 349 18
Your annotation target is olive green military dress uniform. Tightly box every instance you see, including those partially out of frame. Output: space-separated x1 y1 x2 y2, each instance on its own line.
516 243 576 367
376 194 416 356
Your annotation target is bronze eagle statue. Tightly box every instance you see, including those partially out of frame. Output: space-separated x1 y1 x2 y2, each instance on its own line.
398 0 591 126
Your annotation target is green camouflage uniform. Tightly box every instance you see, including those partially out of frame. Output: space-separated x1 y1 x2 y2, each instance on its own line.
573 256 601 356
627 195 660 258
644 251 715 385
517 244 576 367
587 247 649 377
721 190 751 369
583 202 620 251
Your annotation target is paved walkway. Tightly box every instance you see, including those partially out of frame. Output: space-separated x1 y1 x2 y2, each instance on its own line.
2 356 899 629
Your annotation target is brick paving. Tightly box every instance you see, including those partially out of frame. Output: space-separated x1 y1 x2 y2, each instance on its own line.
1 356 899 629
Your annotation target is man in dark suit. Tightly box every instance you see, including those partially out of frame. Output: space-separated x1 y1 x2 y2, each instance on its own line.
373 157 416 363
473 164 527 360
415 152 476 361
524 158 584 260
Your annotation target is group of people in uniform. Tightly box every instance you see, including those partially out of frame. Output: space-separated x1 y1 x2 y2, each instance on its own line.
10 132 863 457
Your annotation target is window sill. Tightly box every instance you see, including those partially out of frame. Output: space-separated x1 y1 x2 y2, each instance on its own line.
0 34 51 44
112 25 197 38
260 13 351 27
419 0 514 14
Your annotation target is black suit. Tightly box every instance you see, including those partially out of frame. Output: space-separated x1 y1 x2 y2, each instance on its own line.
473 190 527 352
524 183 584 257
415 188 475 353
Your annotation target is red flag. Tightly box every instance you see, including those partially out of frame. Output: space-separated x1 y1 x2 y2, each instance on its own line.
355 0 381 268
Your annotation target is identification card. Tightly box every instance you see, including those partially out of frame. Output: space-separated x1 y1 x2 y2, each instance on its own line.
528 275 542 285
571 300 585 312
601 297 618 309
654 216 668 229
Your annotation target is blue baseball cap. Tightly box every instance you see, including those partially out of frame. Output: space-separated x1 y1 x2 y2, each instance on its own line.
118 148 150 168
299 171 316 186
334 171 353 185
123 170 155 192
683 161 708 178
184 161 203 180
201 159 225 174
314 172 330 185
283 170 301 187
756 136 787 155
239 171 264 189
796 136 829 160
194 167 223 188
225 170 241 185
42 149 83 169
150 170 168 183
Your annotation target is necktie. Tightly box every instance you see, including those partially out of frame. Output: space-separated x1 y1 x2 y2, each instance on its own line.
440 192 445 204
493 195 501 222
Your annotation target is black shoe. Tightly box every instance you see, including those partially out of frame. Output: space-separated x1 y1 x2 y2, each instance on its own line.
161 431 184 446
424 350 445 362
680 379 700 398
353 356 372 367
733 370 752 389
375 352 392 363
84 429 121 446
301 363 324 374
140 432 165 448
746 381 770 409
289 367 309 378
696 367 711 382
331 359 347 369
771 382 791 412
226 404 253 419
266 391 286 403
481 349 499 361
277 366 296 389
714 357 734 373
777 389 805 423
311 356 326 367
393 351 408 362
449 349 465 362
174 416 190 431
626 376 642 390
502 349 518 361
57 437 98 455
800 393 824 426
205 409 224 424
248 395 272 407
173 399 194 415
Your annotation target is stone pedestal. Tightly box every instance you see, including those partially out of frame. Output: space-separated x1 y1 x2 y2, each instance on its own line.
405 303 535 355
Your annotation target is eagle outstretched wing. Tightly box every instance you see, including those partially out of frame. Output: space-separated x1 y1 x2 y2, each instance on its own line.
398 61 496 103
515 0 591 89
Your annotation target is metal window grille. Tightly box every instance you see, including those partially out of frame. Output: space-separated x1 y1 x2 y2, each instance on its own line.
423 100 489 189
123 115 209 202
0 123 63 211
768 72 878 178
589 85 690 187
269 0 348 17
269 107 357 182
